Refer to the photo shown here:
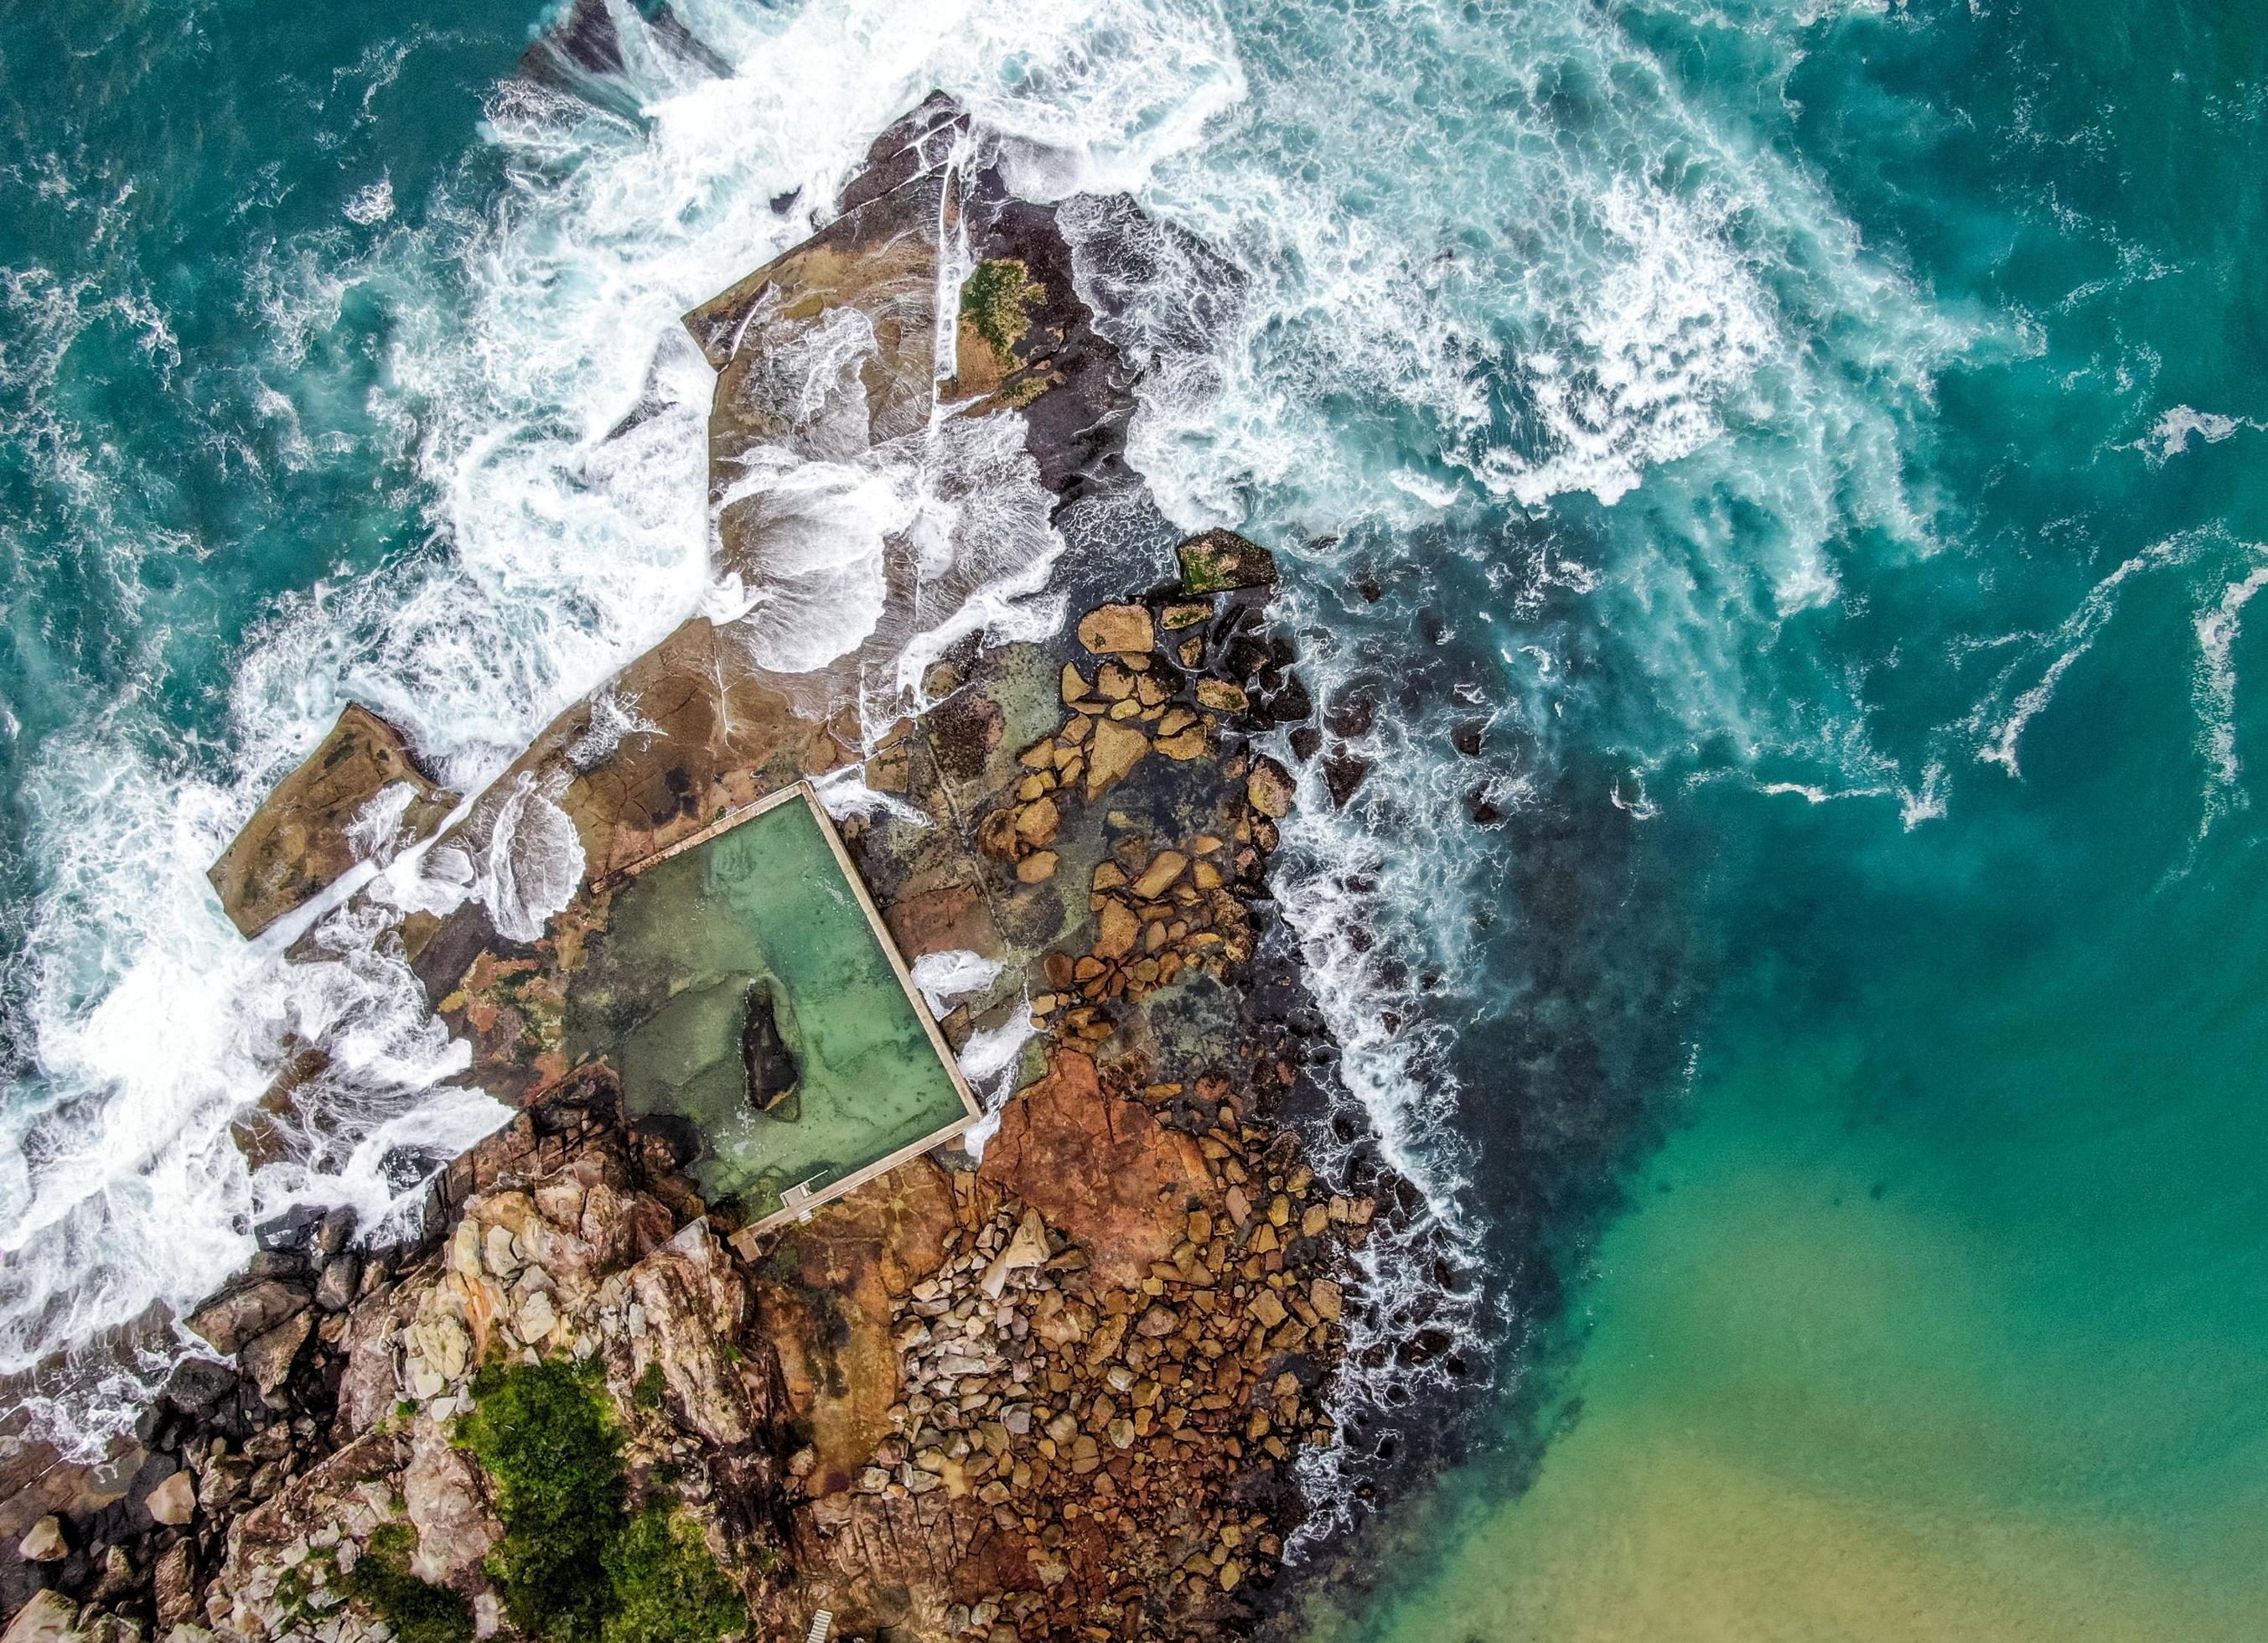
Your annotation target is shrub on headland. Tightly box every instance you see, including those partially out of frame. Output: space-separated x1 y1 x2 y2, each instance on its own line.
454 1356 746 1643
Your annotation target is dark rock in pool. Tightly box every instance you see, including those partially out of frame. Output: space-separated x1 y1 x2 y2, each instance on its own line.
741 979 801 1117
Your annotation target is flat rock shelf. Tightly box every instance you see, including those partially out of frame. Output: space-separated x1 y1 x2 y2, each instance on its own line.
565 784 978 1229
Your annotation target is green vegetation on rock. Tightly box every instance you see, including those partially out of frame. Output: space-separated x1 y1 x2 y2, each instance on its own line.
603 1508 748 1643
959 259 1041 356
340 1523 476 1643
456 1359 746 1643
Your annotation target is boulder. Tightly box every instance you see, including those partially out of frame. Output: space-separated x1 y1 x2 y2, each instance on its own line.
738 980 800 1114
313 1254 360 1313
1246 757 1295 820
1075 604 1154 656
402 1428 501 1584
241 1309 313 1397
976 1049 1215 1289
17 1516 65 1562
1084 720 1148 798
0 1590 78 1643
153 1542 199 1629
1178 530 1276 594
143 1469 196 1527
207 704 456 937
184 1281 308 1356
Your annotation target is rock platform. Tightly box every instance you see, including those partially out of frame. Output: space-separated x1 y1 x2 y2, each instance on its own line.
3 90 1423 1643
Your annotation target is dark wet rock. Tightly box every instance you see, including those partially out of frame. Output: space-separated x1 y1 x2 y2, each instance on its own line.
1323 749 1373 809
836 90 967 215
251 1205 323 1252
313 1254 360 1313
1178 529 1277 594
207 704 456 938
1326 686 1378 741
1289 725 1323 764
739 979 801 1114
161 1358 236 1415
1451 718 1486 757
313 1205 358 1259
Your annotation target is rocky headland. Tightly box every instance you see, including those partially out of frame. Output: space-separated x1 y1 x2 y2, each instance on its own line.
3 96 1425 1643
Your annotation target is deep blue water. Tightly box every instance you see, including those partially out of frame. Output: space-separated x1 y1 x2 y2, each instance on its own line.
4 0 2265 1633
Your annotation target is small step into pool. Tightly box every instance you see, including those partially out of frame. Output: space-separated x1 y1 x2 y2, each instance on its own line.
565 783 977 1231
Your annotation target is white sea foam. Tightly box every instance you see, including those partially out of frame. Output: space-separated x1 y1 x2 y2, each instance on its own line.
2131 404 2262 466
909 949 1004 1016
0 0 1272 1440
2192 556 2268 837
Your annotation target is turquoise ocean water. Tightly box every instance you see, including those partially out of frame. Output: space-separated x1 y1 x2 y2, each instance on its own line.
4 0 2265 1635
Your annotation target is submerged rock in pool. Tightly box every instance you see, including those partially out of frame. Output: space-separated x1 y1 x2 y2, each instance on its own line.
740 978 801 1117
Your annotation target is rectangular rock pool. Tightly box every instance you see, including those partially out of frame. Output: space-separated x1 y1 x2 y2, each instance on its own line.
564 784 976 1228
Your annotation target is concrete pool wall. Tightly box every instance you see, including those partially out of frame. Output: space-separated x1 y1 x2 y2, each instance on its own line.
565 782 980 1233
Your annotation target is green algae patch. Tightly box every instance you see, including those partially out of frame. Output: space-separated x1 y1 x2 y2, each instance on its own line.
340 1523 475 1643
959 258 1042 356
566 788 975 1227
458 1359 745 1643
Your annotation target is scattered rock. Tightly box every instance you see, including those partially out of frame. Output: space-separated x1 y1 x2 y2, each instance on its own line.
1075 604 1155 655
143 1469 197 1526
1084 719 1148 797
1246 757 1295 820
184 1280 309 1356
313 1253 360 1313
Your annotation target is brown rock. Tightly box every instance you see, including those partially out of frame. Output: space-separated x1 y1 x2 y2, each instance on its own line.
1247 757 1295 819
0 1590 77 1643
628 1221 755 1448
1085 720 1148 797
403 1427 502 1583
154 1540 199 1629
1014 798 1060 847
1310 1278 1344 1321
17 1516 65 1562
1015 851 1059 884
977 1050 1216 1290
144 1469 197 1526
1094 900 1139 961
1249 1291 1287 1328
1077 604 1155 655
207 704 456 937
1195 679 1248 713
1131 853 1188 899
1161 601 1214 630
1154 726 1208 761
1060 663 1090 702
242 1309 312 1397
185 1279 308 1355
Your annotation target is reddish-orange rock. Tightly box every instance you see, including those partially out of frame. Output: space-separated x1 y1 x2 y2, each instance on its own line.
977 1049 1214 1289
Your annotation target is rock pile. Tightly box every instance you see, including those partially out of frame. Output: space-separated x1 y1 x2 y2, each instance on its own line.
836 1132 1371 1639
976 571 1301 894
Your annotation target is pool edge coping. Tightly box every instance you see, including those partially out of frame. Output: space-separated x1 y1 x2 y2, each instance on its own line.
604 780 984 1246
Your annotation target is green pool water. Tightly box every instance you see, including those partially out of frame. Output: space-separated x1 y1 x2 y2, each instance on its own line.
565 795 972 1222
